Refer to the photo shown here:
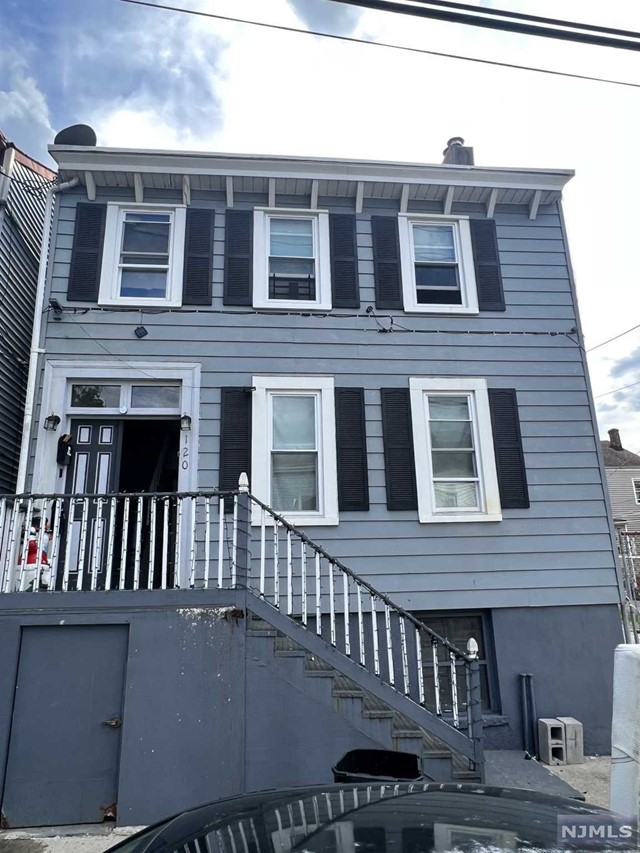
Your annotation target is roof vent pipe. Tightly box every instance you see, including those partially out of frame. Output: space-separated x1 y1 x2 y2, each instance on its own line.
442 137 474 166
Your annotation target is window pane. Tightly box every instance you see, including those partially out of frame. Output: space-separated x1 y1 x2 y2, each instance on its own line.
272 452 318 511
269 257 315 277
272 396 316 450
270 218 313 258
430 420 472 449
434 482 479 508
413 225 455 262
71 385 121 408
415 265 459 289
429 397 469 420
122 219 170 254
120 270 167 298
130 386 180 408
432 450 476 477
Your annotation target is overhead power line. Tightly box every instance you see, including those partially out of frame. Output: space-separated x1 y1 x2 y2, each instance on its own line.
328 0 640 52
595 379 640 400
587 323 640 353
378 0 640 40
114 0 640 90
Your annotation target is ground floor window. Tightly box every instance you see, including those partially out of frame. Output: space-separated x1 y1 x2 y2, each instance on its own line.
415 610 498 714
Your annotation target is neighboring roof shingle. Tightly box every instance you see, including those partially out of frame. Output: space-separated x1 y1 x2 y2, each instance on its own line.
601 440 640 468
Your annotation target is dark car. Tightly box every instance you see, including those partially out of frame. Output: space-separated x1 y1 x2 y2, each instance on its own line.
106 783 637 853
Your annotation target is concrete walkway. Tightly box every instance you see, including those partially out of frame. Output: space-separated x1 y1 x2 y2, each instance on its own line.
0 826 139 853
548 756 611 809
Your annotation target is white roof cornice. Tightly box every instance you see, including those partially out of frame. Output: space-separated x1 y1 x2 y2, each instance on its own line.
49 145 574 192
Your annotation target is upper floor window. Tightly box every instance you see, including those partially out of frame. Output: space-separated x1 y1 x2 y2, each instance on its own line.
99 203 186 307
398 214 478 314
633 479 640 504
253 209 331 310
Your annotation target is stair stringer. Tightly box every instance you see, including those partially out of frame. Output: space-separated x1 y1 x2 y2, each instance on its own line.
248 630 397 750
247 595 477 763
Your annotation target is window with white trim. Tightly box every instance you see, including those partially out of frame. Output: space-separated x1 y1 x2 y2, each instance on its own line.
633 479 640 504
253 209 331 310
409 378 501 523
398 214 478 314
99 203 186 307
251 376 338 525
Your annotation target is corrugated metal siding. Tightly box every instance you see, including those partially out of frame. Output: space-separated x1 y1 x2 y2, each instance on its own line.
0 163 47 492
34 188 619 610
605 468 640 529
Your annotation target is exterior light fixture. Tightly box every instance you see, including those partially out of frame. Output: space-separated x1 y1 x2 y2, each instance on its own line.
134 326 148 339
43 413 61 431
180 413 192 431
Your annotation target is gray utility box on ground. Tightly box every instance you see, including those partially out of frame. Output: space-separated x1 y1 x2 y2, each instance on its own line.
538 717 584 766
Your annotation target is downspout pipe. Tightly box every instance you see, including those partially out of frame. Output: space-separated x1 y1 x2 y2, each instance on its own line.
15 177 79 495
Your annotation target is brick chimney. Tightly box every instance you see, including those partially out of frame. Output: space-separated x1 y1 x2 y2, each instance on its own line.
442 137 474 166
608 428 623 451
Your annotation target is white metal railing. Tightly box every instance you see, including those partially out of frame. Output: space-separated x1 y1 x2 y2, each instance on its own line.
248 493 481 733
0 490 240 594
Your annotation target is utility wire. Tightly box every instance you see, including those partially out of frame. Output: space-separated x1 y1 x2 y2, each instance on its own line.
587 323 640 353
595 379 640 400
114 0 640 90
374 0 640 39
329 0 640 51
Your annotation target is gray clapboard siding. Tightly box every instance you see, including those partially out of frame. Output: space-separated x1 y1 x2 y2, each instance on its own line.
605 467 640 528
31 189 619 609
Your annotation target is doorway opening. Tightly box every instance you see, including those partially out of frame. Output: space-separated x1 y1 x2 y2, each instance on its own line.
119 420 180 494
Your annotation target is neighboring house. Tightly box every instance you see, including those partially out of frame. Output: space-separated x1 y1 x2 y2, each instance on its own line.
0 133 56 491
601 428 640 529
0 130 626 827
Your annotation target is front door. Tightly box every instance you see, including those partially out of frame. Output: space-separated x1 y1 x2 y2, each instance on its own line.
1 625 128 827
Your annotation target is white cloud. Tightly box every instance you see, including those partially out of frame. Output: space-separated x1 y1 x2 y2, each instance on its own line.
0 45 55 159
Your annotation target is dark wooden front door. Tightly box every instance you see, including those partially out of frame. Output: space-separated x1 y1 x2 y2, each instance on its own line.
1 625 128 827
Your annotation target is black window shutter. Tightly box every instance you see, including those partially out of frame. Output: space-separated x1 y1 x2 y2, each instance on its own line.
371 216 403 310
488 388 529 509
335 388 369 511
380 388 417 511
219 388 252 495
223 209 252 306
183 208 214 305
67 203 106 302
330 214 359 308
470 219 505 311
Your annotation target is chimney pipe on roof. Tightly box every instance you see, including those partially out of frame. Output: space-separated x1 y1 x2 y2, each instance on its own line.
442 137 474 166
608 428 623 451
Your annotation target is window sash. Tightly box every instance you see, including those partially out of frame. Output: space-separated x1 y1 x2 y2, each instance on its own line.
409 377 501 523
399 215 478 315
425 392 482 513
100 203 185 307
253 209 331 311
268 392 321 515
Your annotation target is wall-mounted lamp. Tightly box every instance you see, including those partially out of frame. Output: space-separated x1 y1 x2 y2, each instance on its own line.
180 413 192 432
134 325 148 339
49 298 64 320
43 413 61 431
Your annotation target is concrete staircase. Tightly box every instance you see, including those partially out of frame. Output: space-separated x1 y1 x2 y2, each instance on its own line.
247 613 480 782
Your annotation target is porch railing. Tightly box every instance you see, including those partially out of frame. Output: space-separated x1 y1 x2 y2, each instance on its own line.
0 477 483 765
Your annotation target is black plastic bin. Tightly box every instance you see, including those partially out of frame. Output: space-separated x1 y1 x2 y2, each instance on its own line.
332 749 425 783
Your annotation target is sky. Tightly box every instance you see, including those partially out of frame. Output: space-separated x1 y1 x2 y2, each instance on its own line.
1 0 639 450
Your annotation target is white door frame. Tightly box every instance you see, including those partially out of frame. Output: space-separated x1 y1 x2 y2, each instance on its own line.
33 360 201 496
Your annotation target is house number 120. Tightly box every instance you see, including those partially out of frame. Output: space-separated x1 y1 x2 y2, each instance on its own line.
182 433 189 470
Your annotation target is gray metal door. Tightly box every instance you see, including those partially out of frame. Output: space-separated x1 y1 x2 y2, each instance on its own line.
1 625 128 827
